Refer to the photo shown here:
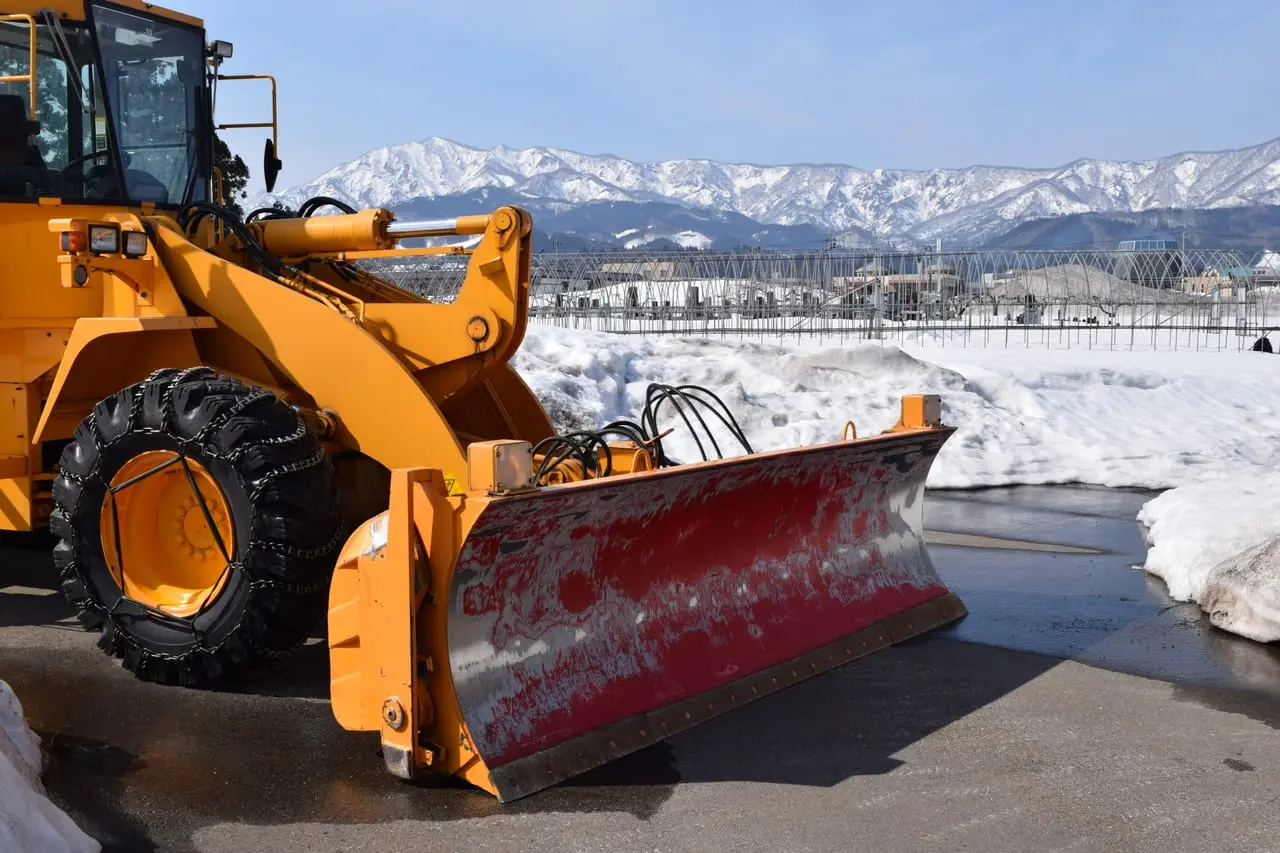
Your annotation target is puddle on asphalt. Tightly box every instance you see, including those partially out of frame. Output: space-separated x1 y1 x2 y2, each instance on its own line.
925 484 1280 704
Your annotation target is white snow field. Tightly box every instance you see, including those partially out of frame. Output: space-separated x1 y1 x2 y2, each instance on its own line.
0 680 100 853
516 323 1280 642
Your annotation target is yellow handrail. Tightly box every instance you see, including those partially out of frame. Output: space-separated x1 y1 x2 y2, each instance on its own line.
0 14 37 121
215 73 279 159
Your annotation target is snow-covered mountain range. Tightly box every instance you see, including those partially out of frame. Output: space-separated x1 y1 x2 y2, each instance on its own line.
255 136 1280 247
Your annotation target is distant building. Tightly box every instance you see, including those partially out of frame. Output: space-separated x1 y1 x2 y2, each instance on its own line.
855 261 893 277
598 260 680 281
1114 238 1186 289
1180 265 1253 296
1254 252 1280 285
1118 239 1179 250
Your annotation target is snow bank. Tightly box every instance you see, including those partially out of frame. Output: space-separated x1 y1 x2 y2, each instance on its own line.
515 324 1280 490
516 324 1280 644
1138 478 1280 642
0 680 99 853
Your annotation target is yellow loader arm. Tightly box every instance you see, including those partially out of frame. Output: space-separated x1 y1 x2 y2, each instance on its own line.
148 206 554 474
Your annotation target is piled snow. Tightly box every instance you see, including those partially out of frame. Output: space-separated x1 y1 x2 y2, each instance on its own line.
514 325 1280 490
0 681 99 853
1138 478 1280 642
515 324 1280 643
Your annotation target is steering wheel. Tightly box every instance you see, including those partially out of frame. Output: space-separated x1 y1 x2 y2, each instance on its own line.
60 151 126 199
61 150 109 176
62 147 139 176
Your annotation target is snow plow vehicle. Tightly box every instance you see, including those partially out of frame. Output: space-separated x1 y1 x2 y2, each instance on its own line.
0 0 965 801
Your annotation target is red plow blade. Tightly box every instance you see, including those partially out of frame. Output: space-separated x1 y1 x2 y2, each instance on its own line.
446 426 965 801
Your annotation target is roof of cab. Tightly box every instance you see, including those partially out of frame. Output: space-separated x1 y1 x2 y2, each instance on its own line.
5 1 203 28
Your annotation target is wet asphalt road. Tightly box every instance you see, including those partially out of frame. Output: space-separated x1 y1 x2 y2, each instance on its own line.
2 485 1280 853
927 486 1280 706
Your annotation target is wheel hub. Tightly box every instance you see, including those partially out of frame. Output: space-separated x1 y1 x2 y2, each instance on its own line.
177 493 224 557
100 450 236 617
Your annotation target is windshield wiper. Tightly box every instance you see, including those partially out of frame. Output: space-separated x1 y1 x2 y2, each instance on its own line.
178 86 205 206
179 127 200 206
38 9 86 108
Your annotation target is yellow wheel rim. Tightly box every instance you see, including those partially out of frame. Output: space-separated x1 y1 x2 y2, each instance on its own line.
100 450 236 618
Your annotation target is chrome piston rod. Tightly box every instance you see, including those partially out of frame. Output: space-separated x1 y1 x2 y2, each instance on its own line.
385 215 490 239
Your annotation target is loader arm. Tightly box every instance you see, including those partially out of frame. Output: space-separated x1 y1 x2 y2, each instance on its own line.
148 206 552 474
238 205 537 409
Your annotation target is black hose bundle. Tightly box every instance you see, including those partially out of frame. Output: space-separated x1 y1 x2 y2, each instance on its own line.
638 383 753 466
244 195 357 224
532 431 614 484
297 195 358 217
532 382 753 485
244 205 294 223
177 201 281 274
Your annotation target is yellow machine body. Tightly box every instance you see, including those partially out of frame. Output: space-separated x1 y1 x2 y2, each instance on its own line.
0 197 553 532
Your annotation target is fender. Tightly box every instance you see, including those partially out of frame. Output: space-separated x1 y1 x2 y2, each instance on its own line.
32 316 216 444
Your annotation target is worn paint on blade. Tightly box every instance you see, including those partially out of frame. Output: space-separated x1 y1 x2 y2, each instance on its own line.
447 430 953 771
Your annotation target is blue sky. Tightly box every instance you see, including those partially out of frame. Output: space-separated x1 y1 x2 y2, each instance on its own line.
186 0 1280 195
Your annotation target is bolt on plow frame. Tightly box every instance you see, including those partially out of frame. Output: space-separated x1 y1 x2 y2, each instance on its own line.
330 393 963 802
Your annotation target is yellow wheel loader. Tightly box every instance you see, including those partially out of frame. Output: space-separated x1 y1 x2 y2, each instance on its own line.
0 0 965 801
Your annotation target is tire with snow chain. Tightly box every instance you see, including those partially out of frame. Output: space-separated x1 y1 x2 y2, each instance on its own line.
49 367 343 686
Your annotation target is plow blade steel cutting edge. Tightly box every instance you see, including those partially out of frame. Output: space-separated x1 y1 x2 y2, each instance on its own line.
327 424 965 803
451 426 963 801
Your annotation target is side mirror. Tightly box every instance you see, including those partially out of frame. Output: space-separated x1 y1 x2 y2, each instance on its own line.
263 137 283 192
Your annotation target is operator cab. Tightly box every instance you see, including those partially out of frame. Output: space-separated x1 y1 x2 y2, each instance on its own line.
0 3 209 207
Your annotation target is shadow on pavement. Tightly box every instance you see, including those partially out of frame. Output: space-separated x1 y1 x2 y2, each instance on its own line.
0 533 77 629
663 636 1058 784
0 532 335 700
3 631 1060 853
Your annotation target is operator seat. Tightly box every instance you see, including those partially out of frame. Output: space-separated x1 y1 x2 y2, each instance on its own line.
0 93 49 198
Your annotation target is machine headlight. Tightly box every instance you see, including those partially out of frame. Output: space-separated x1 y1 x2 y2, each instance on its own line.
88 224 120 254
123 230 149 257
59 231 86 253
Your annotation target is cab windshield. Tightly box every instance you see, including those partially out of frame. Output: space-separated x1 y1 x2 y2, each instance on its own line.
0 3 208 206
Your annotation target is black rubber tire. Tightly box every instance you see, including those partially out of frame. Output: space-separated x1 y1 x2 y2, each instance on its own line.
50 367 343 687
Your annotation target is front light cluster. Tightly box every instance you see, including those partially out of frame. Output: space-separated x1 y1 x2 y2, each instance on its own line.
63 223 148 258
